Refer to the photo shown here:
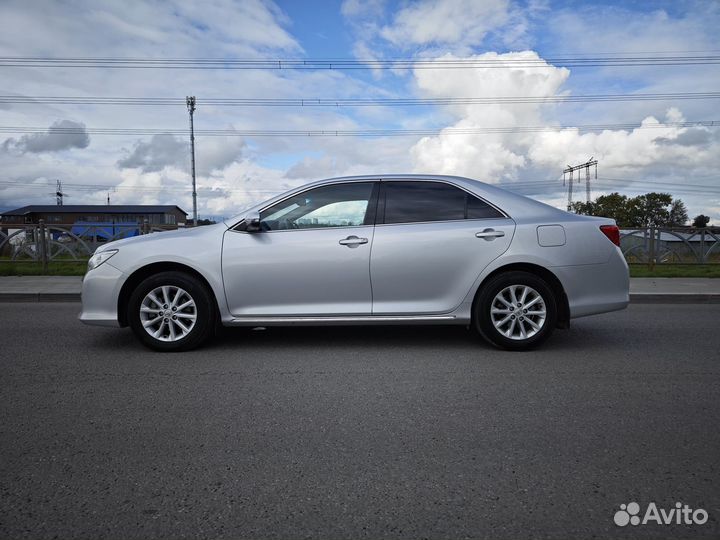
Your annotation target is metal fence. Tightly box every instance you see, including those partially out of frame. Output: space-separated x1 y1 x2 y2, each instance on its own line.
0 220 179 271
620 227 720 266
2 222 719 271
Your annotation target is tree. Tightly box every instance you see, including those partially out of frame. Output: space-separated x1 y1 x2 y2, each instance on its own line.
692 214 711 228
593 193 631 225
627 193 673 227
571 193 629 225
569 201 594 215
571 191 688 228
668 199 689 227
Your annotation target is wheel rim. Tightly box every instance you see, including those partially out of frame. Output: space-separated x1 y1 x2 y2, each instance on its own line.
490 285 547 341
139 285 197 342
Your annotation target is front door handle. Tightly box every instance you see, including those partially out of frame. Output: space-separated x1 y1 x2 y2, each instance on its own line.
475 228 505 240
339 235 368 247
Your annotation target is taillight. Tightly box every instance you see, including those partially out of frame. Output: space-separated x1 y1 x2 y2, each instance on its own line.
600 224 620 247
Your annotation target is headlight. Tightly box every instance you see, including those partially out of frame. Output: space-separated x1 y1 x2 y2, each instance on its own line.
87 249 118 271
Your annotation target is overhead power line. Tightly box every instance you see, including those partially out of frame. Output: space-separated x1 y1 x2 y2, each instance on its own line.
3 178 720 197
598 176 720 188
0 120 717 138
1 54 720 70
591 183 720 196
2 92 719 107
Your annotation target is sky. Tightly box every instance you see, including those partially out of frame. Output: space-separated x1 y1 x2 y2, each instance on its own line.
0 0 719 222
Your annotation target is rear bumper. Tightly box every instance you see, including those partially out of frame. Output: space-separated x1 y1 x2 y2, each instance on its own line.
78 262 124 327
553 248 629 319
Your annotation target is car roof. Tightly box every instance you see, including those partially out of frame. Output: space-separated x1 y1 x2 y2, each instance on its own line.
225 174 571 226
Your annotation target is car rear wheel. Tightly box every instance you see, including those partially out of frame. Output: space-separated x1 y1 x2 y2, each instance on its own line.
473 271 557 350
128 271 215 352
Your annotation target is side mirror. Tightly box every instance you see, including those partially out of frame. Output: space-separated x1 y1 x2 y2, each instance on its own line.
245 212 262 233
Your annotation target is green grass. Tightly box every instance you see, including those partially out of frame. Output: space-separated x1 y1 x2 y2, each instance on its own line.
0 261 87 276
629 264 720 278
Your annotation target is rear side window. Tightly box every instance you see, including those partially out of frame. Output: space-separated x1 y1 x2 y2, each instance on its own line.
382 181 503 224
467 195 503 219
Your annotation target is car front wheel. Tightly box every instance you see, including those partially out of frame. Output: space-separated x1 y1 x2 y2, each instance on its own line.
128 271 215 352
474 271 558 350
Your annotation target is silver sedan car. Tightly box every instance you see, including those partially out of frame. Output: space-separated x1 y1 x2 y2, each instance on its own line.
80 175 629 351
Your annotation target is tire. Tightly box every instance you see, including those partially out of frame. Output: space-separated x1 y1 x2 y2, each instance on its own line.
473 271 558 351
127 271 216 352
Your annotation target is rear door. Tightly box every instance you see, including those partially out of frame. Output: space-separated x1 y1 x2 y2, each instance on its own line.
370 180 515 315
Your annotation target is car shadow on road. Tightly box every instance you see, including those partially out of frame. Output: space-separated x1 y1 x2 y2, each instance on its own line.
209 322 613 352
84 317 613 356
212 324 486 349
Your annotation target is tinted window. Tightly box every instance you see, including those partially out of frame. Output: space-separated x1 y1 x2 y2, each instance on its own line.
260 182 375 231
383 181 503 224
384 182 465 224
467 195 503 219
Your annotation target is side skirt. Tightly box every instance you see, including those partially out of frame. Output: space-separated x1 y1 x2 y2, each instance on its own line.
224 315 465 327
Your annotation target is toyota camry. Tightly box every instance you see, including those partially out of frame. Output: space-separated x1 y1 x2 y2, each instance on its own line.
80 175 629 351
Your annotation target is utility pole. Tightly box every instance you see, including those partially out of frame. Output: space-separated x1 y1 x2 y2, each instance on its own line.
564 169 573 211
186 96 198 226
55 180 65 206
563 158 598 211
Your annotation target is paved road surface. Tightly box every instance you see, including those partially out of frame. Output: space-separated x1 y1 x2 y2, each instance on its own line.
1 303 719 539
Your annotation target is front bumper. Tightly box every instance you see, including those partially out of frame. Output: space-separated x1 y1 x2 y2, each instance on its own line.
78 262 124 327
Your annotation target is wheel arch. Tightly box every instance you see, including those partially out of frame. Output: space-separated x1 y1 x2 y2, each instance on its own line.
117 261 219 327
474 262 570 329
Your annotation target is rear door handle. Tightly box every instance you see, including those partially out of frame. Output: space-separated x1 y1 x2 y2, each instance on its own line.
339 235 368 247
475 228 505 240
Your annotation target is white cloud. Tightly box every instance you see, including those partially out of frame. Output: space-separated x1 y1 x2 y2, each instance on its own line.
409 51 569 179
549 5 719 57
380 0 510 49
527 109 720 172
117 133 247 176
341 0 385 18
0 0 309 217
341 0 527 68
404 49 720 225
117 134 188 173
0 0 301 58
285 155 339 179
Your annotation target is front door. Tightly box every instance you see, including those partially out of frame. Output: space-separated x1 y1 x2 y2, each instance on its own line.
222 181 378 316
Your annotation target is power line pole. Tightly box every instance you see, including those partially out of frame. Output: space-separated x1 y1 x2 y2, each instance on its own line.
563 158 598 211
186 96 198 226
55 180 65 206
564 169 573 211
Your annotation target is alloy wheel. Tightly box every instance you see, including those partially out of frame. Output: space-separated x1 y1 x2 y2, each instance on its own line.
490 284 547 340
139 285 197 342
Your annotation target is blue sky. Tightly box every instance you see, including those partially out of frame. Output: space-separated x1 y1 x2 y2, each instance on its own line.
0 0 719 221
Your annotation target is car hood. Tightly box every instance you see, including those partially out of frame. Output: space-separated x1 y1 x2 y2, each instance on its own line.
96 223 227 252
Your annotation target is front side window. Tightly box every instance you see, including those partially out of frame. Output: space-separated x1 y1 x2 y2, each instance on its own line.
382 181 503 224
260 182 375 231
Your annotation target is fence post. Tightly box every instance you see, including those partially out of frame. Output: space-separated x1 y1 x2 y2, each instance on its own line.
701 227 707 263
143 219 149 235
648 225 655 271
38 219 48 273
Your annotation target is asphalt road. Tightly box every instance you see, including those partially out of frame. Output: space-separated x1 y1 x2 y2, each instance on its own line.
1 303 719 540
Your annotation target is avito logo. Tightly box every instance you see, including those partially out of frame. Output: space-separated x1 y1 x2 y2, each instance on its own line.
614 502 709 527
